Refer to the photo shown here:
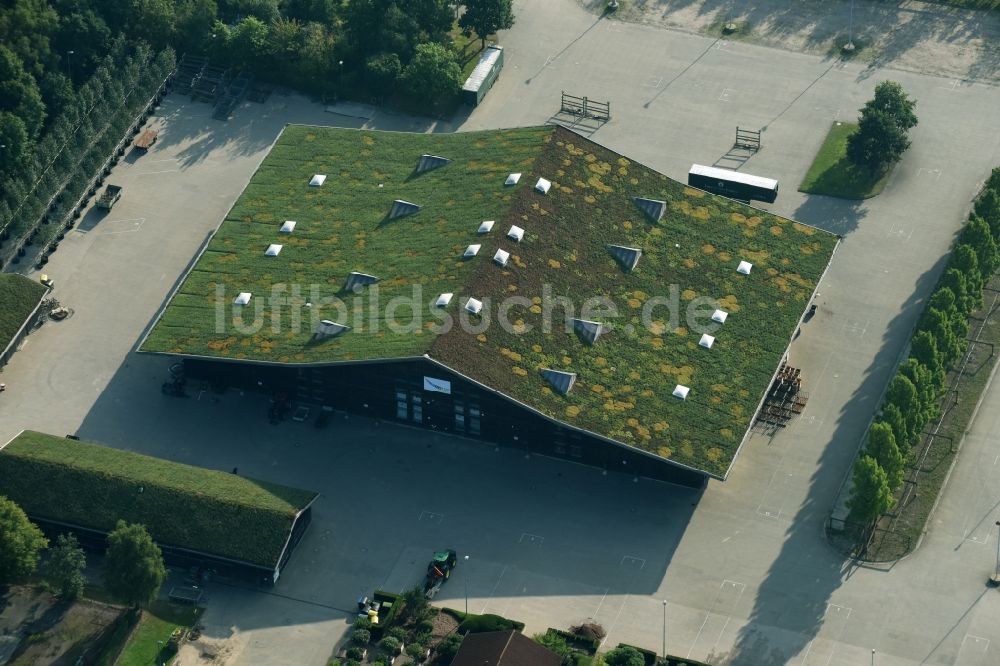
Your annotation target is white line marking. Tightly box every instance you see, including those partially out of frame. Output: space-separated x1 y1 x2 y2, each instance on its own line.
519 533 544 545
481 565 508 614
144 158 178 163
135 169 179 175
719 88 734 102
620 555 646 569
592 587 610 618
687 580 746 658
917 167 942 181
643 76 663 89
418 510 444 523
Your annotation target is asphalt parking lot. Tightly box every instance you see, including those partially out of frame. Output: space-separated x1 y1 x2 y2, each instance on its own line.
3 0 1000 663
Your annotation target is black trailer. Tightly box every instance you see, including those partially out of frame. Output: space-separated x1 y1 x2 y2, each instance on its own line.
687 164 778 204
462 45 504 107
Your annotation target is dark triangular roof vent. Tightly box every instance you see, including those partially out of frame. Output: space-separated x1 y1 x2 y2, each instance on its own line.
572 318 609 345
388 199 422 220
344 271 380 292
314 320 350 340
416 154 451 174
633 197 667 222
607 245 642 272
541 368 576 395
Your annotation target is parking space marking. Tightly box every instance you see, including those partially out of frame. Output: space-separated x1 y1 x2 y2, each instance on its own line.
718 88 735 102
100 217 145 234
543 55 559 69
917 167 943 181
643 76 663 89
620 555 646 569
135 169 179 175
841 319 870 337
418 510 444 523
687 580 746 658
799 603 852 665
958 634 990 663
519 533 544 545
714 40 729 50
886 223 914 241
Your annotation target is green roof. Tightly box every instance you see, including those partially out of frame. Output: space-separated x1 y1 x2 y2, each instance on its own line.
1 273 47 352
141 125 839 477
0 431 318 568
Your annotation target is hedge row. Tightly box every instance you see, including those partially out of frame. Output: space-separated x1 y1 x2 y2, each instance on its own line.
848 167 1000 525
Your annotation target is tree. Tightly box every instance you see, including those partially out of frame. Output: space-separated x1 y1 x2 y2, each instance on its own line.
42 533 87 600
459 0 515 48
0 496 49 585
847 81 917 175
975 189 1000 239
940 268 975 317
899 358 942 424
881 403 910 456
102 521 166 607
885 373 925 448
401 42 461 104
847 456 896 527
918 307 961 368
961 216 999 278
604 645 646 666
950 244 984 310
365 52 402 97
866 422 905 491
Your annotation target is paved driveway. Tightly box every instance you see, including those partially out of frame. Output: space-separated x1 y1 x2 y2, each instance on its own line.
3 1 1000 664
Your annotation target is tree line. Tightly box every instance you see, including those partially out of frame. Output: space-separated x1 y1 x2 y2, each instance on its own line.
1 495 166 607
848 167 1000 527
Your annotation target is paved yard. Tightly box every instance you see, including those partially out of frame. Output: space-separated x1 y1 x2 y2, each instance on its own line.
3 1 1000 664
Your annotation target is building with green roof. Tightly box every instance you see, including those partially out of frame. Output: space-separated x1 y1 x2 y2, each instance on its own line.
0 430 318 583
140 124 838 484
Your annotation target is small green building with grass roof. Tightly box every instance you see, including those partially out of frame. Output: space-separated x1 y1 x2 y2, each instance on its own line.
140 124 838 484
1 273 49 367
0 430 318 583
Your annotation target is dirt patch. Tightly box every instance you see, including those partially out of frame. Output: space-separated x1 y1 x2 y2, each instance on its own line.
429 610 460 643
176 629 247 665
0 585 124 666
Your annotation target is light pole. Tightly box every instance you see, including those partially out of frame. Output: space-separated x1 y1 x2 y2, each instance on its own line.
871 648 875 665
993 521 1000 584
661 600 667 660
464 554 470 615
845 0 856 52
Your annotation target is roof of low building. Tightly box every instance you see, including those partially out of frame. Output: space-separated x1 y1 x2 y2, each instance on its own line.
140 124 839 477
452 630 561 666
0 430 318 568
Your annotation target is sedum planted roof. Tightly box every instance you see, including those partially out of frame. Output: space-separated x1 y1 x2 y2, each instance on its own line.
141 125 838 477
0 431 318 568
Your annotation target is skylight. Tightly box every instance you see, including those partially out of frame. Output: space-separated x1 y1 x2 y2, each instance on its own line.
478 220 495 234
672 385 690 400
712 309 728 324
737 261 753 275
493 249 510 266
505 173 521 186
464 244 481 258
535 177 551 194
435 293 453 307
309 174 326 186
465 298 483 315
699 334 715 349
234 292 252 305
265 244 283 256
507 225 524 242
280 220 296 233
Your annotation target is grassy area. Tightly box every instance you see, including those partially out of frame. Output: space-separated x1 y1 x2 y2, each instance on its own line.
798 122 892 199
0 431 318 567
0 273 47 351
114 602 201 666
141 125 838 477
922 0 1000 8
862 279 1000 560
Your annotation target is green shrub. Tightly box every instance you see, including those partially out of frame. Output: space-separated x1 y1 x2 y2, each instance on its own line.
407 642 428 659
351 628 370 645
345 647 364 660
534 630 572 658
417 618 435 635
353 617 372 631
327 659 342 666
378 636 401 654
434 633 463 663
387 626 407 643
604 645 646 666
459 613 521 635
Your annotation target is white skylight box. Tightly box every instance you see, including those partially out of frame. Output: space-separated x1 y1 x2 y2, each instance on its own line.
535 177 551 194
465 298 483 315
464 244 481 258
309 174 326 187
234 292 252 305
280 220 296 233
712 309 728 324
699 334 715 349
506 173 521 186
435 293 453 307
507 225 524 242
494 249 510 266
478 220 495 234
672 384 690 400
265 244 283 256
737 260 753 275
